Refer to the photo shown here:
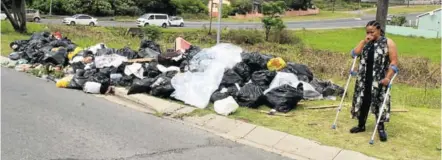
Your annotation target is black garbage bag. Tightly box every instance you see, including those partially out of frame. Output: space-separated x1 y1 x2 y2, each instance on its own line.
233 62 251 82
71 62 85 73
98 67 118 76
241 52 274 72
143 61 161 78
310 78 344 97
8 52 24 60
66 44 77 52
49 40 69 48
210 85 240 102
96 48 116 56
264 84 304 113
127 77 158 95
235 83 264 108
88 72 110 86
30 32 51 41
150 75 175 98
116 47 139 59
281 62 314 82
185 45 201 60
43 47 68 66
221 69 244 86
138 39 161 58
251 70 276 87
68 70 88 89
179 45 202 72
10 40 29 52
157 51 183 67
118 75 136 87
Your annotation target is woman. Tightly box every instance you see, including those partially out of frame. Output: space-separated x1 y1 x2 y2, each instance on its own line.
349 20 398 142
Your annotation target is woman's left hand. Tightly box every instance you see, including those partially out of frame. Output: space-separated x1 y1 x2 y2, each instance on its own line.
380 78 390 86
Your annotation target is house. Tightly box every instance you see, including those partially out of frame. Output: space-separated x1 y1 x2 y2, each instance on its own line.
208 0 231 17
416 8 441 32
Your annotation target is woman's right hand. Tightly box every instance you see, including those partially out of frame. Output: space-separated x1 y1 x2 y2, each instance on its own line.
364 35 374 44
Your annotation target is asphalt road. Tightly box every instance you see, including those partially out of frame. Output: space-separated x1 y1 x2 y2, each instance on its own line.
1 67 292 160
41 13 420 29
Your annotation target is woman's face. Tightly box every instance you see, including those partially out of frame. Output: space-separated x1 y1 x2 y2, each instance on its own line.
365 26 380 40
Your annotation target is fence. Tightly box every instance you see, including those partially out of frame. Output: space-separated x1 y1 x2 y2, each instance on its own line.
386 25 440 38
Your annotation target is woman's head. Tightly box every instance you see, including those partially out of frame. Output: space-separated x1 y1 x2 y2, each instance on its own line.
365 20 385 40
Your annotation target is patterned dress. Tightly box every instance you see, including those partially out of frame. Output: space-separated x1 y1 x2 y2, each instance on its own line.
351 37 391 122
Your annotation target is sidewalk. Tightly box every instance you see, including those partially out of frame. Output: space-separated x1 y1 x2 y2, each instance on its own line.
113 87 378 160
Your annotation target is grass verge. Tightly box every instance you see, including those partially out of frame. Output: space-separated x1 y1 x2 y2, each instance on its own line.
1 21 440 160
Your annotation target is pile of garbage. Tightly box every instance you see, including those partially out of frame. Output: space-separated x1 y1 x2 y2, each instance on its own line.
5 32 344 114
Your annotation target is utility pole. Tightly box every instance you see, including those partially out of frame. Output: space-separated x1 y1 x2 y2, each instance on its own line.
216 0 223 44
49 0 53 15
407 0 410 7
209 0 214 35
375 0 389 32
332 0 335 13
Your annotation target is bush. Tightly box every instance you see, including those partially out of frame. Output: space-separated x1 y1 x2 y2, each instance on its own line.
226 29 265 45
269 29 302 45
390 15 407 26
143 25 162 41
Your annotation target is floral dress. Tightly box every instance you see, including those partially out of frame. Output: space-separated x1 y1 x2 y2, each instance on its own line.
351 37 391 122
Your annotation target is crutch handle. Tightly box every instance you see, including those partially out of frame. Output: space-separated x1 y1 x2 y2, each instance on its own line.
390 65 399 74
350 49 358 58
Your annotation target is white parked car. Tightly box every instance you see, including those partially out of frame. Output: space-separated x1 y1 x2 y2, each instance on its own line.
168 16 184 27
136 13 169 28
63 14 98 26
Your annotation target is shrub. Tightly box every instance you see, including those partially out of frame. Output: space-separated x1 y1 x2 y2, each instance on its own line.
269 29 302 45
390 15 407 26
225 29 265 45
142 25 162 41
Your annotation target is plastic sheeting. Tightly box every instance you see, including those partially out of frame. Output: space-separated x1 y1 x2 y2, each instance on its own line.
171 43 243 109
188 43 243 72
94 54 128 69
264 72 323 100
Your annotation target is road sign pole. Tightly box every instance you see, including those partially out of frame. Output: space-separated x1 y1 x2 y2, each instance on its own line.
216 0 223 44
49 0 53 15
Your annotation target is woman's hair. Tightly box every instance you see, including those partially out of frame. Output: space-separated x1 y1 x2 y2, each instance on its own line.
366 20 385 36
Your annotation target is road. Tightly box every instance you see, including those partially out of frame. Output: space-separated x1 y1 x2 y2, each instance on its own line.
1 67 292 160
41 13 420 29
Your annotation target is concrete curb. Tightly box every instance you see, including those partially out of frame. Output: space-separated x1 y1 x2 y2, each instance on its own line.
112 87 379 160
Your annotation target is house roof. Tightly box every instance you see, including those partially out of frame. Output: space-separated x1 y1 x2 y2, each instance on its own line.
417 8 442 18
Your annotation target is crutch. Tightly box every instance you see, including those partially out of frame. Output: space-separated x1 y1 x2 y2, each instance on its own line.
369 66 399 145
331 54 358 129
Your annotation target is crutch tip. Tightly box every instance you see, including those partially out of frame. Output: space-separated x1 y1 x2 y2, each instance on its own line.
331 125 336 129
369 140 374 145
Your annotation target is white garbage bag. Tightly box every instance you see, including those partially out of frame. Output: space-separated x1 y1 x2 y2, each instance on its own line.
124 63 144 79
87 43 107 54
171 43 243 109
188 43 242 72
83 82 102 94
214 96 239 116
95 54 127 69
264 72 323 100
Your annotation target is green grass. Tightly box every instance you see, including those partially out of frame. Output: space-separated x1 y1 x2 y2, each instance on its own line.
1 21 440 160
297 28 442 62
366 5 441 15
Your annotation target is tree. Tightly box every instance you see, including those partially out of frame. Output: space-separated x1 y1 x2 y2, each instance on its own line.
171 0 208 15
231 0 253 14
261 1 286 41
1 0 27 33
375 0 389 31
